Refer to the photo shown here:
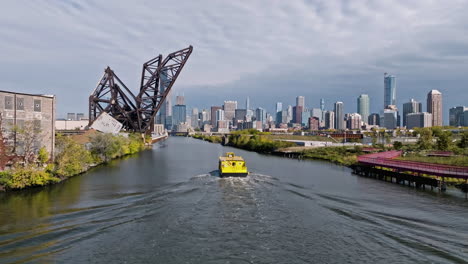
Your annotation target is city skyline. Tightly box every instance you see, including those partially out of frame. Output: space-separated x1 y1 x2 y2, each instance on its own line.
1 1 467 122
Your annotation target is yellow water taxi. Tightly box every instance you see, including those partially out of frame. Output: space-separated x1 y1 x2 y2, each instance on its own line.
219 152 248 177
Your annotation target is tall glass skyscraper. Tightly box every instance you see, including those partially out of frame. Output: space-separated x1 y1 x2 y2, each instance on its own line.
320 98 325 111
334 101 344 130
357 94 370 124
384 73 396 108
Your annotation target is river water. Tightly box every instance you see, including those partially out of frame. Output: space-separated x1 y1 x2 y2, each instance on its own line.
1 137 467 263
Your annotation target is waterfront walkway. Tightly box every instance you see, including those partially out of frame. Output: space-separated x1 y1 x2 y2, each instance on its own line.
357 151 468 179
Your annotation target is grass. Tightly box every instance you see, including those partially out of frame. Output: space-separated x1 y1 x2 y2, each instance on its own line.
266 134 333 142
397 154 468 167
299 146 363 166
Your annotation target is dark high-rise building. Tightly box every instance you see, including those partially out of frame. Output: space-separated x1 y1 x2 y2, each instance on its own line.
210 106 222 127
235 109 247 122
334 102 344 130
172 105 186 127
324 111 335 129
449 106 468 127
402 99 422 127
384 73 396 108
368 113 380 126
292 106 303 124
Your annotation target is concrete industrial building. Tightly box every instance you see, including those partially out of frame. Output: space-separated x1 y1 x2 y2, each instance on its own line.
0 90 55 159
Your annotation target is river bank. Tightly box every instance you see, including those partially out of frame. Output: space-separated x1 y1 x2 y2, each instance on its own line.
0 132 161 192
190 133 363 166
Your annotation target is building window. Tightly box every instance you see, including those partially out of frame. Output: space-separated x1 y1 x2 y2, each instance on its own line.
16 98 24 110
4 96 13 110
34 99 41 112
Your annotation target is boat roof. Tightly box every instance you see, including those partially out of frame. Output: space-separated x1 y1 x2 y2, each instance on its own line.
219 156 245 161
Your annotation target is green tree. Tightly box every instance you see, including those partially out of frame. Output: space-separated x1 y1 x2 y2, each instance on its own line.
417 128 433 150
393 141 403 150
55 135 92 177
436 131 452 151
37 147 49 165
458 131 468 149
89 133 122 162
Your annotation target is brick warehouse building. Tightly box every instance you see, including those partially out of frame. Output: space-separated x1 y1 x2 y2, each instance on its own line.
0 90 55 160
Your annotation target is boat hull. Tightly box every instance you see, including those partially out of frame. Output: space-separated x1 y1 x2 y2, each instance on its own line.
219 172 248 177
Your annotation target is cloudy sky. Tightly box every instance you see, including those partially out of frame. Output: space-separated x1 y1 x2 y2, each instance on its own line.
1 0 467 122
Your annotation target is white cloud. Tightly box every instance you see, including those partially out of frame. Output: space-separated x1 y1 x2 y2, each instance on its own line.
0 0 467 117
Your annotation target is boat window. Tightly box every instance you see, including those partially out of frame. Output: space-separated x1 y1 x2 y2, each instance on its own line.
232 162 236 166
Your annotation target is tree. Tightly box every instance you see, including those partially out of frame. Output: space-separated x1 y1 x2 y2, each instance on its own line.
12 120 42 165
393 141 403 150
89 133 122 162
417 128 433 150
37 147 49 165
0 114 10 170
55 135 92 177
436 131 452 151
458 131 468 149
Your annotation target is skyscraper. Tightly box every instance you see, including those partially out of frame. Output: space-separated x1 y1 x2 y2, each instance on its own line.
292 106 303 124
246 97 250 110
191 108 199 128
287 105 293 123
320 98 325 111
276 102 282 113
210 106 222 127
402 99 422 127
383 109 398 129
255 107 266 124
176 95 185 105
427 90 443 127
368 113 380 126
215 109 225 123
384 73 396 108
449 106 467 127
357 94 370 124
296 96 305 108
334 102 344 130
346 113 362 130
223 101 237 123
407 112 432 129
324 111 335 129
172 105 186 127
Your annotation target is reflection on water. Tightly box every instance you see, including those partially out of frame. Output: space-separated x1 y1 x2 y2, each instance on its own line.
0 137 467 264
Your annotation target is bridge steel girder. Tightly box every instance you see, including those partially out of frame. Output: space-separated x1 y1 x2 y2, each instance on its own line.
88 67 139 131
89 45 193 133
136 45 193 133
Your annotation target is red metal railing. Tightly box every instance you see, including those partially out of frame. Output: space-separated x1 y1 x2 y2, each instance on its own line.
358 151 468 179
